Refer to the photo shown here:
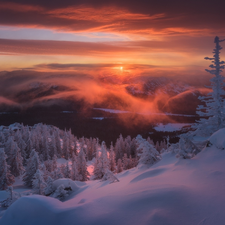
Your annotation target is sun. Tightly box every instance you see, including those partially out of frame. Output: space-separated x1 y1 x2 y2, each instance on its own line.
120 66 123 71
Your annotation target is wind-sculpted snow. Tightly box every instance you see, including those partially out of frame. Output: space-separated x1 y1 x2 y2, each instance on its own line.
130 168 166 183
1 143 225 225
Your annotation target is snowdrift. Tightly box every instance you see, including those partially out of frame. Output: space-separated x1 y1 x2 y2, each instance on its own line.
52 178 79 192
1 131 225 225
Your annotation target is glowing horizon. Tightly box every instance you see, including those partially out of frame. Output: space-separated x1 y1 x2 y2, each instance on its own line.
0 0 225 116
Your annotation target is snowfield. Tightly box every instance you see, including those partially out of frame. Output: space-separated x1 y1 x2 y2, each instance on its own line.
1 139 225 225
154 123 191 132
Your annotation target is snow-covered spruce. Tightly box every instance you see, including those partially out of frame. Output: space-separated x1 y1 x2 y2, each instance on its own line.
177 134 201 159
0 148 15 190
102 169 119 183
136 135 161 165
193 36 225 136
0 186 21 208
93 141 109 179
77 147 89 181
44 176 54 196
52 184 68 200
5 137 24 177
32 169 47 195
23 149 40 187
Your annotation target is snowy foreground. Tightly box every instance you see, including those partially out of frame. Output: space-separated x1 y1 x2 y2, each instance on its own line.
1 142 225 225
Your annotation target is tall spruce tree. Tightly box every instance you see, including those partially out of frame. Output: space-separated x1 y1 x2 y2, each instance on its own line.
32 169 46 195
7 141 24 177
193 36 225 136
93 141 109 179
77 147 89 181
23 149 40 187
0 148 15 190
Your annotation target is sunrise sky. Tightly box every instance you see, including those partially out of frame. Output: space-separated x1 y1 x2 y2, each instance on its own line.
0 0 224 72
0 0 225 114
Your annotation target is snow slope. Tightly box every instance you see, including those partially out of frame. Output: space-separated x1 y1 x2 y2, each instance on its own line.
1 144 225 224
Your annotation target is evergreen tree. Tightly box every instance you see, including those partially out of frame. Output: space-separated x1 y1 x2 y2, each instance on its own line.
39 163 49 182
44 176 54 196
193 36 225 136
63 162 71 178
54 129 62 157
122 153 129 170
62 132 69 160
7 141 24 177
49 135 57 159
115 134 125 161
109 142 116 172
4 136 14 157
23 149 40 187
44 160 53 173
32 169 47 195
102 169 119 183
130 138 137 158
0 149 15 190
53 184 68 200
136 135 161 166
14 131 27 164
116 159 123 173
71 153 79 181
51 167 63 180
52 154 58 171
1 186 21 208
93 141 109 179
77 147 89 181
0 131 6 144
128 155 134 169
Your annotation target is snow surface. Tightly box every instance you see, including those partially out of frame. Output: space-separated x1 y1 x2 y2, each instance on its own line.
154 123 191 132
208 128 225 149
1 140 225 225
93 108 196 117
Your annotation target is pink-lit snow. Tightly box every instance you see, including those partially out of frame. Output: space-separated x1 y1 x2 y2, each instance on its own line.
1 130 225 224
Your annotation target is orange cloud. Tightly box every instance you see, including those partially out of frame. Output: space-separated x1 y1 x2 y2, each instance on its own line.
0 2 224 37
0 2 43 12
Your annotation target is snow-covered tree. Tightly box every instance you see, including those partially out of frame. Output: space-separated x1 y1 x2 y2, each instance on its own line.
62 132 70 160
115 134 125 161
193 36 225 136
14 131 27 164
177 134 201 159
136 135 161 166
51 167 63 180
44 176 54 196
109 142 116 172
53 184 68 200
32 169 47 195
0 149 15 190
77 147 89 181
122 153 129 170
71 153 79 181
1 186 21 208
54 129 62 157
93 141 109 179
116 159 123 173
23 149 40 187
102 169 119 183
7 140 24 177
52 154 58 171
61 162 71 178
